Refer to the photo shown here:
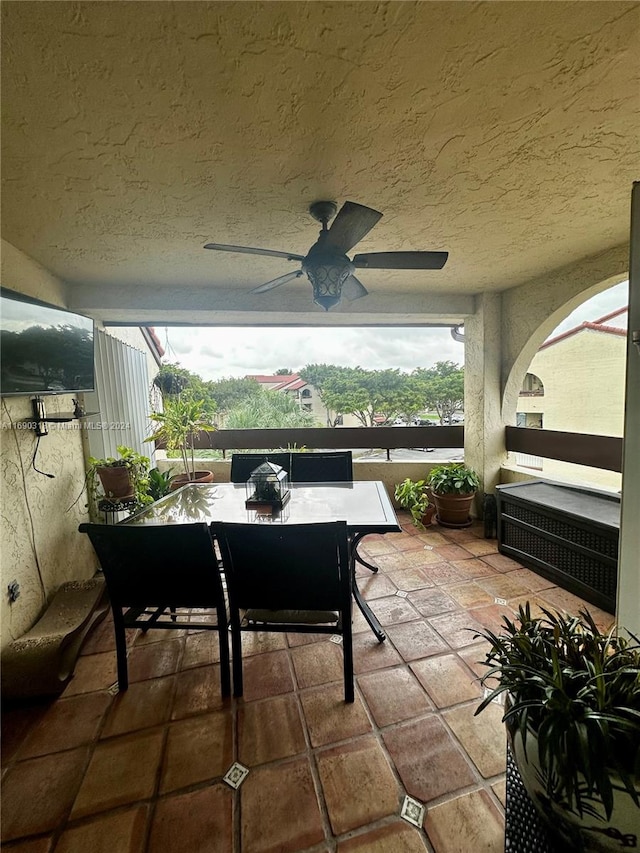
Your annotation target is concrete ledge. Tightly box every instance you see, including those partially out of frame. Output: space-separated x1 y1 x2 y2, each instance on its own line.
1 577 109 699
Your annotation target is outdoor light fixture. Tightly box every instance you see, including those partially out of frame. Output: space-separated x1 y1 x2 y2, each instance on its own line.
302 252 354 311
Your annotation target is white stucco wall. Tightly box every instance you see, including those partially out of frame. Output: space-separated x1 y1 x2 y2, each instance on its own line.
0 246 161 651
1 243 98 650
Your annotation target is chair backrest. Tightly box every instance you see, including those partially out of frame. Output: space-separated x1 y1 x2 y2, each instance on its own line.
212 521 350 612
230 452 291 483
79 523 225 610
289 451 353 483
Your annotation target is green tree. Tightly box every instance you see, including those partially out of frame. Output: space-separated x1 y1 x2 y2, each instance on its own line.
299 364 345 426
321 367 412 427
225 387 317 429
275 368 293 375
413 361 464 424
207 376 260 414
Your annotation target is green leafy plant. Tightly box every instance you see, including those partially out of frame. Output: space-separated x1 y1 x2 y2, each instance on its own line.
475 604 640 819
146 467 174 502
427 462 479 495
394 478 434 529
85 445 153 512
146 396 215 481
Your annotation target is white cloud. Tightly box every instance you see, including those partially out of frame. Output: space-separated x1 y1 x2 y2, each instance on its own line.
551 281 628 336
155 281 628 381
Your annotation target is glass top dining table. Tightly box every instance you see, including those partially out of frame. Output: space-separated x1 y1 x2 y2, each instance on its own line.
124 481 400 642
125 481 400 533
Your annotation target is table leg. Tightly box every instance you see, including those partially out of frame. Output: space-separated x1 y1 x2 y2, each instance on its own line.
350 533 379 573
349 542 386 643
353 583 386 642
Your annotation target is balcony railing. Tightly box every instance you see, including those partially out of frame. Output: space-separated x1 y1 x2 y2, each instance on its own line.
155 424 622 473
171 425 465 461
505 427 623 472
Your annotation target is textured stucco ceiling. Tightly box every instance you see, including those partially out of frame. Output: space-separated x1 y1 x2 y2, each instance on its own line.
1 1 639 323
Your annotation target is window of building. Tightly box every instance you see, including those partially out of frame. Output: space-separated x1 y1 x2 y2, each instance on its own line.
520 373 544 395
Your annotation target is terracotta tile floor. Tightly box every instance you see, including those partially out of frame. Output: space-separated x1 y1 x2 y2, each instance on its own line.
1 514 614 853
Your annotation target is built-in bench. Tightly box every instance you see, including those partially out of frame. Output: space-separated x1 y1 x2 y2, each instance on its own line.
496 480 620 614
1 577 108 699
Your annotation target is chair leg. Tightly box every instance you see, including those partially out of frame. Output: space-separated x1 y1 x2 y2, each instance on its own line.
217 604 231 697
112 608 129 691
342 610 354 703
230 621 243 698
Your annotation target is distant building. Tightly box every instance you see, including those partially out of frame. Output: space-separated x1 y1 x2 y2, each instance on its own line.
245 373 359 427
516 307 627 490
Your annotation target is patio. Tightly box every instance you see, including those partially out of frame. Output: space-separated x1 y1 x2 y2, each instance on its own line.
1 513 612 853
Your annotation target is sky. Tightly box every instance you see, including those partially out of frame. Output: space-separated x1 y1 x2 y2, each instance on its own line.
157 280 629 382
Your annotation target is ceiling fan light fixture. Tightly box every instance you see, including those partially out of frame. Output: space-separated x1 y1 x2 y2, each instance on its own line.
303 255 354 312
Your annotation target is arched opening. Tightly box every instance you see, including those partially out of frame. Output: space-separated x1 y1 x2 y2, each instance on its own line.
504 280 628 490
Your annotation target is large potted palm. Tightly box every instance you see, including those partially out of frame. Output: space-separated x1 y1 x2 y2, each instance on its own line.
427 462 480 528
146 396 216 488
475 605 640 851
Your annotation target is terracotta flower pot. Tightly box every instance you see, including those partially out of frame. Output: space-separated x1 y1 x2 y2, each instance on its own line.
433 492 475 528
421 504 436 527
97 466 134 499
169 470 215 491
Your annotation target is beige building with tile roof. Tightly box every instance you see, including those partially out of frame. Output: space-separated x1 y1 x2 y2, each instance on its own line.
516 307 627 491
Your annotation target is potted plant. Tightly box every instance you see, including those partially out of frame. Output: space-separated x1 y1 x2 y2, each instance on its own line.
475 605 640 851
146 396 216 488
394 478 435 530
146 466 175 502
86 445 153 511
427 462 480 528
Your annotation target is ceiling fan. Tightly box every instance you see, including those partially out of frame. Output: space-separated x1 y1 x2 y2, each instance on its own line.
204 200 448 311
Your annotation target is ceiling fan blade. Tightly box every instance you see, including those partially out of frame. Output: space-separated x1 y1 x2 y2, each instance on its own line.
324 201 383 253
250 270 303 294
342 275 369 301
353 251 448 270
204 243 305 262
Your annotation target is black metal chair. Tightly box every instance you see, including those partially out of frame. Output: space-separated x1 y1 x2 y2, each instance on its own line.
230 452 291 483
290 451 378 574
212 520 354 702
78 522 231 695
289 450 353 483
